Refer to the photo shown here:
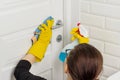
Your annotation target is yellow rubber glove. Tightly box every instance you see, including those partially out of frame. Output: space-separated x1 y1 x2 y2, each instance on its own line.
70 27 89 43
70 27 79 41
27 19 54 62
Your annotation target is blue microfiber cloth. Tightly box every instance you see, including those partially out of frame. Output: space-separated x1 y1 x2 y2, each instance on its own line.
34 16 54 40
31 16 54 43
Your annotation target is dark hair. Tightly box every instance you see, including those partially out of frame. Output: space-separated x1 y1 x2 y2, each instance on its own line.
67 43 103 80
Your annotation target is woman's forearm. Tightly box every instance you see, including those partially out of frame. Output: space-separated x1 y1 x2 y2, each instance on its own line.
22 54 36 64
14 60 46 80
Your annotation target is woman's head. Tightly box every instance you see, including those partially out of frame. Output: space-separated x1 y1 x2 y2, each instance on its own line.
65 43 103 80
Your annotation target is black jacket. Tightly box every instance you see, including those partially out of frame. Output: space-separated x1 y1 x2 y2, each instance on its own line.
14 60 46 80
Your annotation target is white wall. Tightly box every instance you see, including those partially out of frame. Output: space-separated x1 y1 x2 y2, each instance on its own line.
79 0 120 80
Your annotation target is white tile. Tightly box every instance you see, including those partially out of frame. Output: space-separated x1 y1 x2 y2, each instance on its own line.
106 17 120 32
100 76 107 80
103 54 120 69
102 65 118 77
91 0 105 3
81 1 90 13
106 0 120 5
80 1 120 80
90 27 120 45
91 2 120 19
82 0 105 2
81 13 105 28
105 43 120 57
89 38 104 52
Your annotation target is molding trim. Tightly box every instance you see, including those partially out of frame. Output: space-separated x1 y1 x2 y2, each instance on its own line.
63 0 80 46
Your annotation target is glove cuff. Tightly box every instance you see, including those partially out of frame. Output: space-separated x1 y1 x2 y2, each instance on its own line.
27 42 49 62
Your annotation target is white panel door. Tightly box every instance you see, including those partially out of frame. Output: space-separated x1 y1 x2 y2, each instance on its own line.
0 0 64 80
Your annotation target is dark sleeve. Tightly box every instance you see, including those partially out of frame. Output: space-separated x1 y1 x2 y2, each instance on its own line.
14 60 46 80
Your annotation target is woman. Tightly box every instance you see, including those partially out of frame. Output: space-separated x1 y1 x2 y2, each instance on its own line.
64 44 103 80
14 20 103 80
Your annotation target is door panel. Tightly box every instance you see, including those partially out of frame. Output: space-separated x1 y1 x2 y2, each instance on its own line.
0 0 63 80
38 69 52 80
0 0 63 35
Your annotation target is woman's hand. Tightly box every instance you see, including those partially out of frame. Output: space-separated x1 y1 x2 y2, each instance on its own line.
70 27 89 44
27 19 54 62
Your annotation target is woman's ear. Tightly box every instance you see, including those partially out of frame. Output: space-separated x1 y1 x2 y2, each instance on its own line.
64 60 69 73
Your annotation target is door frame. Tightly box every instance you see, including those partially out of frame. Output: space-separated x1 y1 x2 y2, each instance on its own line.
63 0 80 80
63 0 80 46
